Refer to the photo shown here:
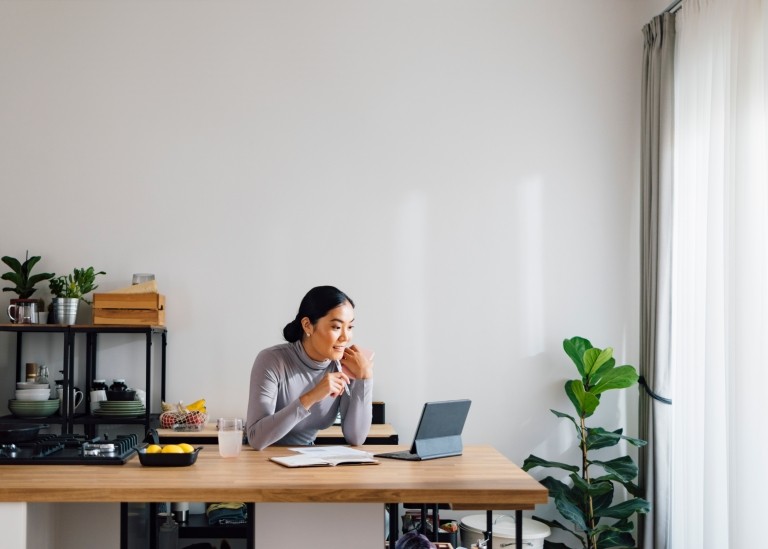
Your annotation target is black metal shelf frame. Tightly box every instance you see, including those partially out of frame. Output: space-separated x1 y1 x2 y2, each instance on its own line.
1 324 167 435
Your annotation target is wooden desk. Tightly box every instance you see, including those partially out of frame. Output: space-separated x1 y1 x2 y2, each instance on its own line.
0 445 546 549
155 422 399 445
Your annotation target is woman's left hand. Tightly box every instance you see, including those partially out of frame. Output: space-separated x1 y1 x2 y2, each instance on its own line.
340 345 374 380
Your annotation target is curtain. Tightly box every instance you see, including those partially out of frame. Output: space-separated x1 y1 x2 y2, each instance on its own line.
672 1 768 547
639 12 675 549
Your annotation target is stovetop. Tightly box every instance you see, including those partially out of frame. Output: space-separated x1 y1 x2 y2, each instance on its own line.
0 433 138 465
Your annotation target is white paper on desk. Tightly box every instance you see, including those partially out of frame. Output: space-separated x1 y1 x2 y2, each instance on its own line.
289 446 374 459
273 446 378 467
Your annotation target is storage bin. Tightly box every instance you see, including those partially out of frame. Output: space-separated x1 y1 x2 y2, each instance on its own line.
92 292 165 326
459 514 550 549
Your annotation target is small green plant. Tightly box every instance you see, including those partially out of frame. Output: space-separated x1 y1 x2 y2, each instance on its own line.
49 267 106 304
1 252 55 298
523 337 650 549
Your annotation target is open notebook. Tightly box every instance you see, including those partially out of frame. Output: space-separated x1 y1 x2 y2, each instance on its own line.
375 399 471 461
270 445 379 468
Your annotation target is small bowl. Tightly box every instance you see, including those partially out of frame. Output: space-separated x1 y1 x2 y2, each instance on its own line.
106 390 137 402
137 445 201 467
15 389 52 401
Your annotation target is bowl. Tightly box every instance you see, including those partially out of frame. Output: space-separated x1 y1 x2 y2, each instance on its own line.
137 445 201 467
16 382 50 390
106 390 137 402
8 398 59 418
15 389 52 401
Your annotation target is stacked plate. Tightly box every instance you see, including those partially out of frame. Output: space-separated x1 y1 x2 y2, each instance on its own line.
9 398 60 418
93 400 146 417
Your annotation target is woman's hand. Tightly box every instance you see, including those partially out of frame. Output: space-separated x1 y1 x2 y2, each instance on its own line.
340 345 374 380
299 371 351 410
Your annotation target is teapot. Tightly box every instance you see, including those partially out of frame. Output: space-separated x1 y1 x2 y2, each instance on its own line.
7 299 39 324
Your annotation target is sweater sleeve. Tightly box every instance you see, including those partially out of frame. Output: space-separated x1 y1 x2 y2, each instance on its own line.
339 377 373 446
245 349 310 450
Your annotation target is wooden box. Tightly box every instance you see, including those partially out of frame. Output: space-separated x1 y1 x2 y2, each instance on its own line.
92 293 166 326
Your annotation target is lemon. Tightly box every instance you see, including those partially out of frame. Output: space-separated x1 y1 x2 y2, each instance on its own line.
145 444 162 454
161 444 184 454
178 443 195 454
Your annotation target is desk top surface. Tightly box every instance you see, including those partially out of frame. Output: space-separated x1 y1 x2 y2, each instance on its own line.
0 444 547 509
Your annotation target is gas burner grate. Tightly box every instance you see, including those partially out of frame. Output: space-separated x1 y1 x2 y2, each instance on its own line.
0 432 139 465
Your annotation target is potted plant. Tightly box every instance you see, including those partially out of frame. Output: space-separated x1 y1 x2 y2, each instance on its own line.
522 337 650 549
2 252 55 323
49 266 106 325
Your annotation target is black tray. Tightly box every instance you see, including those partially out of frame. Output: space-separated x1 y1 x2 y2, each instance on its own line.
137 445 202 467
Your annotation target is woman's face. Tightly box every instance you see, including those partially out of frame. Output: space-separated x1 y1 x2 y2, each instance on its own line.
302 301 355 362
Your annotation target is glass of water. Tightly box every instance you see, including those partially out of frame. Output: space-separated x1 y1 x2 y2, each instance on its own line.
217 417 243 458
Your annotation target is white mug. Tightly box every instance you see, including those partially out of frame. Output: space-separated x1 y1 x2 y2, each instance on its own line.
57 386 84 415
90 389 107 412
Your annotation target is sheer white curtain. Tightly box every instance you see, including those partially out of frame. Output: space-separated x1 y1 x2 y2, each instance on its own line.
672 0 768 547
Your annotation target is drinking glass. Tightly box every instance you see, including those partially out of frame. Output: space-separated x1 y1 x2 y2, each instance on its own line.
217 417 243 458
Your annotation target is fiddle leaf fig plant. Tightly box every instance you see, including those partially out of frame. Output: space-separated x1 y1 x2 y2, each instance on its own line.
1 252 54 298
49 267 106 304
523 337 650 549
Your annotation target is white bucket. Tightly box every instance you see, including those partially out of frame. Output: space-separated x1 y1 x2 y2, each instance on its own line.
459 514 550 549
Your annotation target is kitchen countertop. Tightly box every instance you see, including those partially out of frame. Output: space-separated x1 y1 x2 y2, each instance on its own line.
0 444 547 509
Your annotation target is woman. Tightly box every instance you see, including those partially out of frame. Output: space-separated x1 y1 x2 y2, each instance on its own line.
246 285 374 450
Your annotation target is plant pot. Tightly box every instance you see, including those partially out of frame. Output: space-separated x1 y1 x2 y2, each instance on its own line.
52 298 79 325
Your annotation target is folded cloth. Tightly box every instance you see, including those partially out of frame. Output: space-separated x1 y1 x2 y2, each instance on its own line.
206 502 247 525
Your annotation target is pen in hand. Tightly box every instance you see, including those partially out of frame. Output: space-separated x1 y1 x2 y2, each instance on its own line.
337 362 350 396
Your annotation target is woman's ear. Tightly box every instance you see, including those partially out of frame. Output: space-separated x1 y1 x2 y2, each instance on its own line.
300 317 312 335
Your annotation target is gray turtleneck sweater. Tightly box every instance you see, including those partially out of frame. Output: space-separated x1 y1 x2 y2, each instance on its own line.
246 340 373 450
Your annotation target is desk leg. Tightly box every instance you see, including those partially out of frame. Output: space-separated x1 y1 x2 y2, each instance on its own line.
486 509 493 549
389 503 399 549
516 509 522 548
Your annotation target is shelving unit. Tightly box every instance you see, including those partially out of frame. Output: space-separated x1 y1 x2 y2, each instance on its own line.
0 323 167 435
121 502 255 549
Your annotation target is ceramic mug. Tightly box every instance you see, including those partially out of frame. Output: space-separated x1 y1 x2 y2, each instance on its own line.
90 389 107 413
57 386 84 415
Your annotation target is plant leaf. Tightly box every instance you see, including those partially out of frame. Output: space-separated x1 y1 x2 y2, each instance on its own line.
2 256 22 273
596 529 636 549
563 337 592 378
586 427 647 451
583 347 612 379
531 515 580 534
523 455 579 474
551 409 582 438
569 474 612 500
554 496 589 532
565 379 600 417
539 476 577 501
591 456 638 483
590 356 616 387
594 498 650 520
592 365 639 395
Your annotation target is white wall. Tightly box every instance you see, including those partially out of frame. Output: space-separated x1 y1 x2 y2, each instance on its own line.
1 0 657 506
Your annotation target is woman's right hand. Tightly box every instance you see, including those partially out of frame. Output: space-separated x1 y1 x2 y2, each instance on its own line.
299 371 350 410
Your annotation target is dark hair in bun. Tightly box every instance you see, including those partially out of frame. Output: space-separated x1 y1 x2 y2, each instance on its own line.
282 286 355 342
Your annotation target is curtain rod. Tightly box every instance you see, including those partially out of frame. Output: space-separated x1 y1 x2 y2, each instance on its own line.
663 0 683 13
